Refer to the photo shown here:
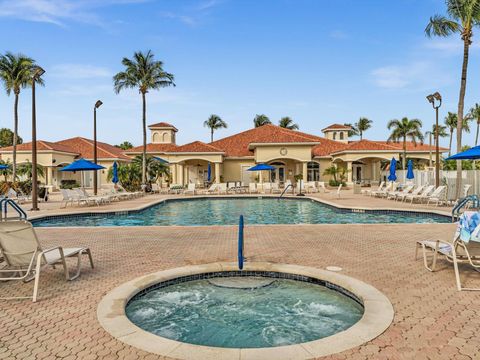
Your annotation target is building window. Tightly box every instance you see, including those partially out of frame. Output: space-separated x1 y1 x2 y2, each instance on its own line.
339 132 344 140
152 132 160 143
162 132 168 142
307 161 320 181
333 132 337 140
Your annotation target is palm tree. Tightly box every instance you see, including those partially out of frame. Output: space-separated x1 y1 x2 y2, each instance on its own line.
113 50 175 185
204 114 227 142
253 114 271 127
278 116 299 130
444 111 471 155
355 117 372 140
387 117 424 170
344 123 359 137
115 141 133 150
467 103 480 145
445 111 458 156
425 0 480 198
426 124 448 167
17 160 45 179
0 52 43 182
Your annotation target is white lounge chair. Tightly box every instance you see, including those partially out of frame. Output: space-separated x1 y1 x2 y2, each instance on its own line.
387 184 413 201
416 213 480 291
373 182 393 198
206 183 218 194
74 188 110 206
249 183 258 194
271 183 281 194
317 181 329 193
363 181 385 196
218 183 227 194
0 221 94 302
396 185 424 202
305 181 318 193
150 183 160 194
7 188 28 204
262 183 271 194
184 183 196 195
426 186 447 206
406 185 434 204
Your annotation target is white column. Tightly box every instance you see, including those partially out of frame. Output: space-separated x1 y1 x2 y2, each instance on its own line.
170 164 177 184
347 161 353 184
178 164 184 185
302 162 308 182
47 167 53 186
215 163 220 184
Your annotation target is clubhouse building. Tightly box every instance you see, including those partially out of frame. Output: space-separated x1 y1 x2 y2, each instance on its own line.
0 121 446 190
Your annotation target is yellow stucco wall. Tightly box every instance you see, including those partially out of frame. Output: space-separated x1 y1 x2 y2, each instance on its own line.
254 145 314 163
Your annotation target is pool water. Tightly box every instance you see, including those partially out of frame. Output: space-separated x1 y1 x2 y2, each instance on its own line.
33 198 450 227
125 277 364 348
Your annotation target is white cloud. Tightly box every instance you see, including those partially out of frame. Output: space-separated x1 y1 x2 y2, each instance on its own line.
371 62 431 89
329 30 348 40
0 0 147 26
160 11 197 26
51 64 112 79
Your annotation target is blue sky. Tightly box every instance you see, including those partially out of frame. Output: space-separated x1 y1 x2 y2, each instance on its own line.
0 0 479 149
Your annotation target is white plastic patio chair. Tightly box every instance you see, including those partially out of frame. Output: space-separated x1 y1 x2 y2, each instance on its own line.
317 181 329 193
397 185 424 202
416 214 480 291
0 220 94 302
249 183 258 194
406 185 434 204
334 184 342 199
184 183 196 195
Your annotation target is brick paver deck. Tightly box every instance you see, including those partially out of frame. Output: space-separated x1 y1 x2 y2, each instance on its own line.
2 191 478 359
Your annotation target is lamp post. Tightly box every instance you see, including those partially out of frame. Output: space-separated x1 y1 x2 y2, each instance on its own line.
93 100 103 195
426 92 442 188
31 66 45 211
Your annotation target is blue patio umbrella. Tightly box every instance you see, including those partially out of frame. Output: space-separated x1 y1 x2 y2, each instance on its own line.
388 158 397 181
0 164 8 170
207 163 211 182
60 158 105 188
406 159 414 180
446 145 480 160
112 161 119 184
153 156 169 164
247 163 275 171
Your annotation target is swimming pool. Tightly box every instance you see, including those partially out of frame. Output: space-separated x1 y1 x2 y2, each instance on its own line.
125 274 364 348
33 197 450 227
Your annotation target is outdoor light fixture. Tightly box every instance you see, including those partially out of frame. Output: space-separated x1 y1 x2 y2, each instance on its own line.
31 67 45 211
426 92 442 188
93 100 103 195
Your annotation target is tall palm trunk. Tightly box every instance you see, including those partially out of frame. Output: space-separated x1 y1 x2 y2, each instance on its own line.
476 119 479 146
448 130 453 156
141 91 147 185
211 128 214 143
456 36 470 199
12 90 19 183
360 131 363 140
402 137 407 171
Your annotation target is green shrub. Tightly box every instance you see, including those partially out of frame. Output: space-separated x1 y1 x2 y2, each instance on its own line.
60 180 79 189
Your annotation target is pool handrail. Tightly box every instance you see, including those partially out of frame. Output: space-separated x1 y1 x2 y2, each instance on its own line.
0 198 28 221
279 184 293 198
452 194 480 221
238 215 244 270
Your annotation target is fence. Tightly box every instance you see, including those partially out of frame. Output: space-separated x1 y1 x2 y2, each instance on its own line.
380 169 480 201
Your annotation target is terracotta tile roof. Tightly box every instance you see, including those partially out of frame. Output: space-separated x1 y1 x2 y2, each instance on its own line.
124 143 179 154
173 141 223 153
148 122 178 131
55 137 131 160
211 124 321 157
322 124 352 131
0 140 78 154
376 141 448 152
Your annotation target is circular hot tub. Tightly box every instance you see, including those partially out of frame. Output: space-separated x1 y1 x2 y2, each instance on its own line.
98 263 393 359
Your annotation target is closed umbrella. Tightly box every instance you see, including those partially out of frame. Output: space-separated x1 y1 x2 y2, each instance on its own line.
207 163 211 182
388 158 397 182
406 159 414 180
112 161 119 184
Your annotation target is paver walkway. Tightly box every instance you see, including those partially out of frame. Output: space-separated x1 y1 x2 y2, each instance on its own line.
2 191 478 359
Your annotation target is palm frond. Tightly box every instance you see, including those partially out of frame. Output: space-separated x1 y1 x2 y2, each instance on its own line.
425 15 460 37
